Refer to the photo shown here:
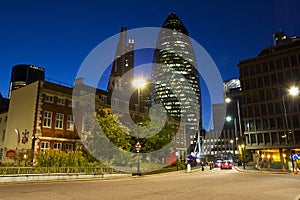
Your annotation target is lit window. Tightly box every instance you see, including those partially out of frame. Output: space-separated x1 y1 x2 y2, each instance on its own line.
43 111 52 128
55 113 64 129
67 115 74 131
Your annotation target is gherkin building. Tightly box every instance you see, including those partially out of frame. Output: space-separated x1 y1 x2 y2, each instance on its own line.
152 13 202 151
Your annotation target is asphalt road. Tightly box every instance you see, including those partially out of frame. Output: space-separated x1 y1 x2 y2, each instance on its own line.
0 168 299 200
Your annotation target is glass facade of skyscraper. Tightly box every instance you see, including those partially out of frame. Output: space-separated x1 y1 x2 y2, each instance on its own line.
152 13 202 151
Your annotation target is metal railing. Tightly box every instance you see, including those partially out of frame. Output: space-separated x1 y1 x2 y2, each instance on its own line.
0 166 123 176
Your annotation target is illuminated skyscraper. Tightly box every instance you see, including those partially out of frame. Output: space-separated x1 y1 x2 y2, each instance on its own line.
152 13 202 150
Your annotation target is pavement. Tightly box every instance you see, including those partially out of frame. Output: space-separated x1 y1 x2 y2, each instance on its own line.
1 164 299 184
186 164 300 175
234 165 300 175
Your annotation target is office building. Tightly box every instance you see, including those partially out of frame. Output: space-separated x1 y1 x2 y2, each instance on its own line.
9 64 45 98
238 31 300 168
152 13 202 152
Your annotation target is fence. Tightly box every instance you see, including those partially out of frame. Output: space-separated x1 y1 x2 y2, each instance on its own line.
0 166 123 176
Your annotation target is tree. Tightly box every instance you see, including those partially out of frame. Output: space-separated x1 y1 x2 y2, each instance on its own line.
84 108 176 171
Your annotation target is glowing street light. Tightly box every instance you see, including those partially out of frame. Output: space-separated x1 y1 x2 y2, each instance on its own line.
226 116 236 158
225 97 232 103
226 116 232 122
288 86 299 96
132 78 147 89
132 78 147 113
282 86 299 173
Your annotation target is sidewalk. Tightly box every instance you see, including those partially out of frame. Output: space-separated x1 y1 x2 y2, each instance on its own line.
234 165 300 175
0 173 131 184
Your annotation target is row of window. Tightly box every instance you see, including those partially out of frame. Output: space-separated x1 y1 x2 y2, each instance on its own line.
244 115 300 132
173 133 184 144
43 111 74 130
45 94 72 107
243 101 300 118
41 141 74 151
240 54 300 77
241 68 300 91
246 131 300 145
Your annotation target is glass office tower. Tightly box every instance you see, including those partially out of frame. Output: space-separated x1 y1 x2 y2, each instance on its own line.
152 13 202 151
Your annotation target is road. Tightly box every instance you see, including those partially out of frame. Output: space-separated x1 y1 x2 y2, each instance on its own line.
0 168 299 200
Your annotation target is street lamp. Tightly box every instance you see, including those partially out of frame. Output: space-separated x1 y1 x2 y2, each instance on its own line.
282 86 299 173
226 116 236 160
225 97 242 138
225 97 243 161
31 133 37 165
134 140 142 176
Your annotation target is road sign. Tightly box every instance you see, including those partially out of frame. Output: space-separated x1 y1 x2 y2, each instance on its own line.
135 141 142 152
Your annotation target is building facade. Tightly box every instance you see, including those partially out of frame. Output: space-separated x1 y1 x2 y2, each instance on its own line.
152 13 202 153
238 31 300 169
0 93 9 163
107 27 134 96
9 64 45 98
2 80 80 165
201 79 242 160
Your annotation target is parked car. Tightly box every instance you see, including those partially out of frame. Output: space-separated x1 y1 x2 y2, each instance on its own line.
221 160 232 169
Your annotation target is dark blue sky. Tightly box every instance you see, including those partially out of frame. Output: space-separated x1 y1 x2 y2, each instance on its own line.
1 0 300 129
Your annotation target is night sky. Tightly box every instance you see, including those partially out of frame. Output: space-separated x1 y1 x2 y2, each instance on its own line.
1 0 300 130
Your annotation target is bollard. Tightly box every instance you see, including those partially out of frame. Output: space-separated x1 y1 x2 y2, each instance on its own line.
187 164 191 172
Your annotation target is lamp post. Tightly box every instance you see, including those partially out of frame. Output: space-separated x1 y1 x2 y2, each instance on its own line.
31 133 37 165
225 97 243 161
134 140 142 176
225 98 242 138
282 86 299 173
226 116 236 160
